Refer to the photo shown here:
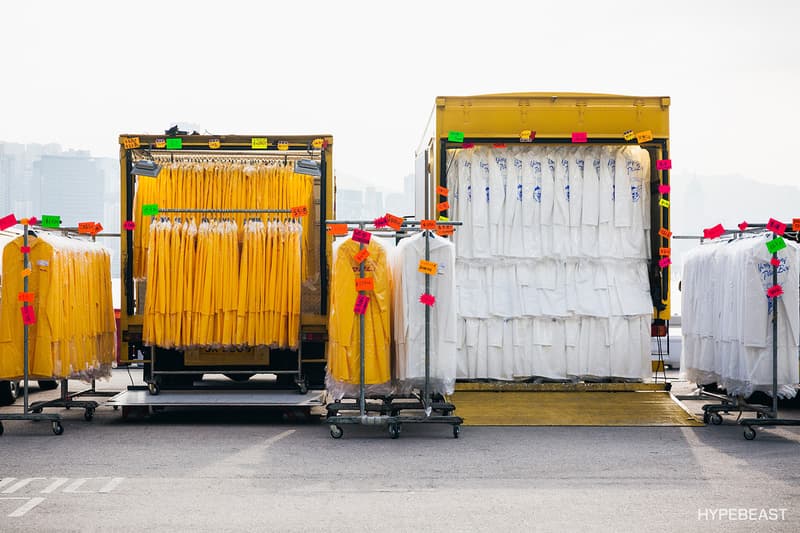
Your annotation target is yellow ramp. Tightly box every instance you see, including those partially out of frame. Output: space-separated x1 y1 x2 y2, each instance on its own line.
451 391 702 427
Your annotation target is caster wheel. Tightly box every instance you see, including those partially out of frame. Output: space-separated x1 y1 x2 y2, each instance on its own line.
298 382 308 395
710 413 723 425
388 423 400 439
52 421 64 435
33 408 43 414
84 408 95 421
330 425 343 439
113 406 119 411
743 427 757 440
453 425 461 439
148 382 160 396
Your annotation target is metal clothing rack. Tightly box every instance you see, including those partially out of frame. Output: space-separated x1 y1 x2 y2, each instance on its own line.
144 207 308 395
0 221 64 436
325 219 464 439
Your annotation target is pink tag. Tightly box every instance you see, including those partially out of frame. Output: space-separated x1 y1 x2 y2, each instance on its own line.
571 132 588 143
461 143 475 149
659 257 672 269
373 216 388 229
771 257 781 267
656 159 672 170
354 294 370 315
352 229 372 244
0 213 17 230
419 293 436 307
20 246 31 254
738 221 748 231
703 224 725 240
28 217 38 226
20 305 36 325
767 285 784 298
766 218 787 235
123 220 136 231
658 184 671 195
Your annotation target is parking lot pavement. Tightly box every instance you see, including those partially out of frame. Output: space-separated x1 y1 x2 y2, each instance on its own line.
1 369 799 532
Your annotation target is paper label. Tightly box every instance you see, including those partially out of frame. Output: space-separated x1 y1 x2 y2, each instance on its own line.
352 228 371 244
418 260 438 276
123 220 136 231
208 139 221 149
738 221 748 231
251 137 268 149
766 236 787 254
326 223 348 236
372 216 388 229
385 214 404 230
354 294 370 315
277 141 289 151
436 224 455 237
20 305 36 325
623 130 636 141
18 292 34 303
493 143 507 148
142 204 159 216
447 131 465 143
766 218 787 235
311 138 324 149
21 268 31 278
354 248 370 264
290 205 308 218
154 138 166 149
656 159 672 170
420 219 436 230
419 293 436 307
767 284 784 298
658 257 672 268
28 216 38 226
461 143 475 149
122 136 141 149
355 277 374 292
520 130 534 142
437 185 449 197
659 247 671 257
0 213 16 230
658 228 672 239
41 215 61 228
635 130 654 143
658 184 671 195
703 224 725 240
793 218 800 232
571 132 588 143
658 198 670 208
78 221 96 234
20 246 31 254
437 201 450 212
166 138 182 150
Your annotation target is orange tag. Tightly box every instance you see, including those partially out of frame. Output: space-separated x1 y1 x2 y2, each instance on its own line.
122 137 141 149
78 221 96 234
354 248 370 264
21 268 32 278
659 247 671 257
208 139 221 149
94 222 103 234
355 277 374 292
793 218 800 232
277 141 289 151
327 223 348 236
437 186 449 197
385 213 404 230
436 224 454 237
18 292 35 303
418 260 438 275
635 130 654 143
437 201 450 212
291 205 308 218
658 228 672 239
420 219 436 230
154 138 166 149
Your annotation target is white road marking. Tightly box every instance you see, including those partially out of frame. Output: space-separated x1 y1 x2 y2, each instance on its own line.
3 478 45 494
40 478 69 493
63 478 90 493
0 478 17 491
212 429 296 469
98 477 125 493
8 497 45 517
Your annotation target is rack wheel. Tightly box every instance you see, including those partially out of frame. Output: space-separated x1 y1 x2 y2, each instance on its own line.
148 382 160 395
388 423 400 439
453 425 460 439
52 421 64 435
33 407 43 414
113 405 119 411
743 427 757 440
330 425 343 439
298 380 308 395
84 407 95 421
0 421 4 436
702 412 710 424
710 413 723 425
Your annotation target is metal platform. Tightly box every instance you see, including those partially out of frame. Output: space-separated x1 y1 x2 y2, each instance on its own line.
106 389 325 408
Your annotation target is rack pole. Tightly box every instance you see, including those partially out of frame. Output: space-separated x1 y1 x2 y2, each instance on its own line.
424 229 431 413
359 222 366 418
772 248 779 418
22 223 30 414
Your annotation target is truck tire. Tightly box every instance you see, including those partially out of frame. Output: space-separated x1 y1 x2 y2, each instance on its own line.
38 380 59 391
0 381 19 405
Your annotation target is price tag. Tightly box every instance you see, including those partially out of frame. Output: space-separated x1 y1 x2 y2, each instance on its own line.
571 132 588 143
766 236 786 254
354 294 370 315
20 306 36 325
352 228 371 244
41 215 61 228
656 159 672 170
142 204 159 216
28 216 38 226
658 184 671 195
623 130 636 141
18 292 35 303
419 293 436 307
767 285 784 298
658 257 671 268
520 130 534 142
659 247 671 257
771 257 781 267
21 268 32 278
658 228 672 239
326 223 349 236
447 131 465 143
208 139 221 149
658 198 670 208
438 216 449 222
354 248 370 264
78 221 96 234
122 136 141 149
738 221 748 231
20 246 30 254
436 224 455 237
154 138 166 148
291 205 308 218
0 213 16 230
437 185 449 197
418 260 438 276
251 137 269 149
373 216 388 228
793 218 800 232
355 277 374 292
493 143 507 149
635 130 654 143
420 219 436 230
703 224 725 240
766 218 787 235
385 214 404 230
311 138 324 149
437 201 450 212
166 138 182 150
462 142 475 149
277 141 289 151
123 220 136 231
94 222 103 234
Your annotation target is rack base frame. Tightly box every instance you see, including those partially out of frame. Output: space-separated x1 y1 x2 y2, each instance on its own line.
691 389 800 440
0 412 64 436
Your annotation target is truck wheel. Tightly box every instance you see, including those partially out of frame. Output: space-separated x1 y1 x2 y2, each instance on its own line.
0 381 18 405
38 380 59 391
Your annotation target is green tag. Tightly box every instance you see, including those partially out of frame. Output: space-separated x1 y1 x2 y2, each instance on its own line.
166 138 183 150
142 204 159 216
447 131 465 143
251 137 268 149
41 215 61 228
766 237 786 254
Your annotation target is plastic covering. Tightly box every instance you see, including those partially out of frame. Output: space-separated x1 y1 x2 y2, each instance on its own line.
681 234 800 399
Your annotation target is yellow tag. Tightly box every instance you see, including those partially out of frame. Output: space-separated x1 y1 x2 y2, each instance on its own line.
418 260 438 276
277 141 289 151
122 137 141 149
208 139 221 149
251 137 268 149
623 130 636 141
22 268 32 278
635 130 654 143
154 138 166 149
311 138 324 149
438 215 449 222
659 198 670 208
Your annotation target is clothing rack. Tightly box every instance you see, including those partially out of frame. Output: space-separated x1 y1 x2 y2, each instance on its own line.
144 207 308 395
0 221 64 436
325 218 464 439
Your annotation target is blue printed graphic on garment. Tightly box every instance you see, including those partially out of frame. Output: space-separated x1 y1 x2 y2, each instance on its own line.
514 158 523 170
531 160 542 174
467 184 472 201
577 159 585 172
626 159 642 174
608 159 616 174
485 186 490 203
534 185 542 203
593 159 601 172
480 161 490 177
495 157 507 172
565 184 571 201
548 159 556 173
517 183 523 201
631 185 640 202
611 184 616 201
758 258 789 282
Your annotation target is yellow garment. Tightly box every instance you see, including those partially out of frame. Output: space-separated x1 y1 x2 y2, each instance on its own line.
0 234 115 380
327 238 391 385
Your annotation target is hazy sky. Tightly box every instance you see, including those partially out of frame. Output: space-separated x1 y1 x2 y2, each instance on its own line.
1 0 798 191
